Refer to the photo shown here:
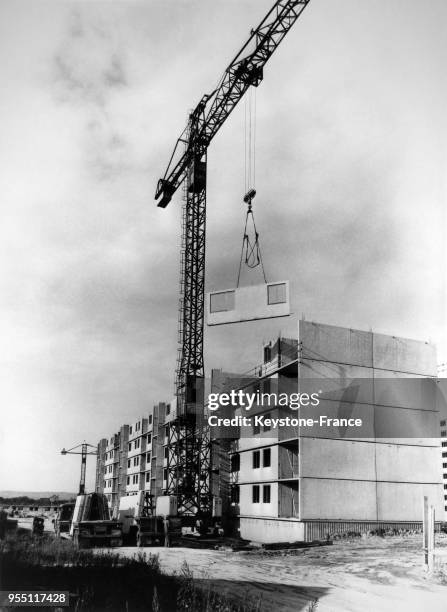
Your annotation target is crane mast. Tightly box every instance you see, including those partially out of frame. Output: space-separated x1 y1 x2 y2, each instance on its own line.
156 0 311 517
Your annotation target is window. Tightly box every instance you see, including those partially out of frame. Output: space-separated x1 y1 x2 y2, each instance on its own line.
443 452 447 457
103 480 106 489
231 454 240 472
263 485 271 503
444 484 447 489
252 485 260 503
263 414 271 432
128 443 132 452
127 459 131 468
230 486 240 504
163 468 168 481
148 414 153 425
166 404 171 415
165 425 169 440
263 448 271 467
443 463 447 469
164 447 169 459
267 282 286 305
444 474 447 479
134 456 140 467
136 421 140 431
146 452 151 463
442 431 446 438
146 472 151 483
264 344 272 364
126 476 130 485
210 290 235 313
441 420 446 427
130 426 133 435
253 450 260 469
135 438 140 449
132 474 139 484
443 442 447 447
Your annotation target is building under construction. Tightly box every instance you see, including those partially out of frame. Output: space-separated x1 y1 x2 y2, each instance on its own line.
95 319 443 542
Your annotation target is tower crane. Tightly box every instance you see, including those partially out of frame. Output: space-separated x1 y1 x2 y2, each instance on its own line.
61 442 98 495
155 0 312 517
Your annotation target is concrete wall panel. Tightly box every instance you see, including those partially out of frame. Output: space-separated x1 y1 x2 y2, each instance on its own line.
299 360 374 404
300 438 376 480
207 281 290 326
240 517 305 543
239 445 278 482
299 321 372 367
373 370 437 411
239 483 278 518
372 333 436 376
374 405 439 440
300 478 377 520
299 400 375 440
375 443 441 483
376 482 443 521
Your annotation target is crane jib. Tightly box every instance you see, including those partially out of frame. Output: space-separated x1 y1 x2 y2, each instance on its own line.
155 0 311 210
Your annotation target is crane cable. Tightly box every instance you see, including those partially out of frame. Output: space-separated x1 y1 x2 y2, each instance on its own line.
237 89 267 287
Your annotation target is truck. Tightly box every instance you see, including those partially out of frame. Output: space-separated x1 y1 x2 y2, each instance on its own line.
69 493 123 549
53 502 75 538
117 492 181 547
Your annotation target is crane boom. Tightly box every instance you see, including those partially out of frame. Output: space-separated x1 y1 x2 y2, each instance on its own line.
155 0 312 517
155 0 311 208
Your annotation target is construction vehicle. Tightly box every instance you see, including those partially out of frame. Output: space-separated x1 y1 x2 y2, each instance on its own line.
117 492 181 547
69 493 122 549
155 0 312 522
53 502 75 538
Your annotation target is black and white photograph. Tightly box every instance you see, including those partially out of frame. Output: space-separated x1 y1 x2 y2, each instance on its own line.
0 1 446 610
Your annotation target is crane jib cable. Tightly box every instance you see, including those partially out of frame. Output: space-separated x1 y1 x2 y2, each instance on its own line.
236 189 268 287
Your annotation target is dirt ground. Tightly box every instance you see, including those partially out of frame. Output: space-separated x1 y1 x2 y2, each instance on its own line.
113 535 447 612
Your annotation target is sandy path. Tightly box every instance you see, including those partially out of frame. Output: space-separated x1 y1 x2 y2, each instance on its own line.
111 536 447 612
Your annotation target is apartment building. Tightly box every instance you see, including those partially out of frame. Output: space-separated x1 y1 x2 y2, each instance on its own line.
96 425 129 511
95 403 166 516
218 320 443 543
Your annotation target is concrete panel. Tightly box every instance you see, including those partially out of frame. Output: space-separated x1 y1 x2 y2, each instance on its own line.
374 405 439 441
299 360 374 404
299 438 376 480
239 445 278 482
376 482 443 521
300 478 377 520
298 400 375 440
373 370 437 411
240 517 305 543
372 333 436 376
375 443 441 483
239 483 278 518
299 321 373 367
206 281 290 326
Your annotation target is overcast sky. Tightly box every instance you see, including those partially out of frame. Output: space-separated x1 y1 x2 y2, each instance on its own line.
0 0 445 493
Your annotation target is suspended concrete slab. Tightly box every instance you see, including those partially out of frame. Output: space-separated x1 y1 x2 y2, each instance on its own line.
206 281 290 326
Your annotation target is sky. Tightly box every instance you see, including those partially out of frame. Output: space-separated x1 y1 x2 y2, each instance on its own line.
0 0 445 493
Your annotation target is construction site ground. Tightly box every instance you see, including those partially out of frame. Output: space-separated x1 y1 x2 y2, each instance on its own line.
111 534 447 612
